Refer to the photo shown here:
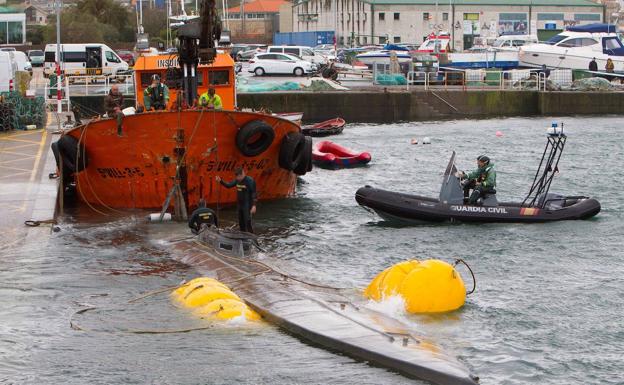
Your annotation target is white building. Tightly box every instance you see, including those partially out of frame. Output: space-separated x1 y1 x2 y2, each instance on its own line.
287 0 605 50
0 10 26 46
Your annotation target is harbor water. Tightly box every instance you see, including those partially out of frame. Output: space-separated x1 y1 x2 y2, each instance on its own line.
1 116 622 384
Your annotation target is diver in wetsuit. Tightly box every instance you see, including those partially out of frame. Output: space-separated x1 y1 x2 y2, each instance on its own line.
215 167 257 233
459 155 496 205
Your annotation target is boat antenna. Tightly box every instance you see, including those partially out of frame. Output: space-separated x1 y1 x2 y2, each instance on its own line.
521 122 567 208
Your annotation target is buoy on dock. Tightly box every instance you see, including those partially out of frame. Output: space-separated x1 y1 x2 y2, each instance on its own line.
495 130 503 137
411 138 418 145
364 259 466 313
422 137 431 144
172 277 260 321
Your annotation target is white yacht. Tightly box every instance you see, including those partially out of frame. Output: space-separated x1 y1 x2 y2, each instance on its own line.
519 24 624 70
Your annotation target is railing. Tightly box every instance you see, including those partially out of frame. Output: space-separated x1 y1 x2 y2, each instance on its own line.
66 74 135 96
404 68 577 92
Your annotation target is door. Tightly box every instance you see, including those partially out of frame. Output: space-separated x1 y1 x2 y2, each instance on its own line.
274 54 295 73
463 13 480 50
104 50 122 75
86 46 102 75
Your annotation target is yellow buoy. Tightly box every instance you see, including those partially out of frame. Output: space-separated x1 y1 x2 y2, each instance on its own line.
365 259 466 313
171 277 260 321
194 298 261 321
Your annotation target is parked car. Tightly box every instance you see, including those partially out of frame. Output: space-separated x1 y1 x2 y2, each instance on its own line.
115 49 136 66
267 45 327 65
27 49 45 66
248 53 314 76
229 44 250 59
237 46 265 61
10 51 32 75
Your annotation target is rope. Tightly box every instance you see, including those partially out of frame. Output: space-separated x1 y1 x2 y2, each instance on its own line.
24 219 56 227
454 258 476 295
74 123 110 216
127 282 189 304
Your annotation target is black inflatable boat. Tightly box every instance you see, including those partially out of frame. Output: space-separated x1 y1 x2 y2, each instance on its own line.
356 127 601 224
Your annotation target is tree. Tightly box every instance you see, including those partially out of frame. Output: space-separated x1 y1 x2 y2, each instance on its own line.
44 0 136 44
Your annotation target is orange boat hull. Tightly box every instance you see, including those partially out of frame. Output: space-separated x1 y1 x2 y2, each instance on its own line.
67 110 301 210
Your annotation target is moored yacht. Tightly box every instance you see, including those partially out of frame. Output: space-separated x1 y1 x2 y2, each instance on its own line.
519 23 624 70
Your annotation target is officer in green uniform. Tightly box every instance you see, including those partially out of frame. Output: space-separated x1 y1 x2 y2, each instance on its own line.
215 167 257 233
459 155 496 204
198 87 223 109
143 74 169 111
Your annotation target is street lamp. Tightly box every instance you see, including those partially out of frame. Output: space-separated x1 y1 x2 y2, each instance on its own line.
55 0 62 114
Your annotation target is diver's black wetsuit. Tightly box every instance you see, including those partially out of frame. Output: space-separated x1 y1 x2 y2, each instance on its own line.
220 176 257 233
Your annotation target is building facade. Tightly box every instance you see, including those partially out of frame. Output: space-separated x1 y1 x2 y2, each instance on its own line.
225 0 287 42
285 0 605 50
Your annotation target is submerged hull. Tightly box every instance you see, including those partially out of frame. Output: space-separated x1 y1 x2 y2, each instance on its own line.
168 230 479 385
356 186 600 223
66 110 304 209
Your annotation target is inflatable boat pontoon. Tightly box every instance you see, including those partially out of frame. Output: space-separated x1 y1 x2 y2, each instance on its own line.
356 127 600 224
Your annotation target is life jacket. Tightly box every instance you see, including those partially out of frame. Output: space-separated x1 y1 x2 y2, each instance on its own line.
150 84 165 103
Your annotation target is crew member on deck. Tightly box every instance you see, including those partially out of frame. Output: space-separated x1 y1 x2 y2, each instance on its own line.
143 74 169 111
458 155 496 205
198 87 223 109
216 167 257 233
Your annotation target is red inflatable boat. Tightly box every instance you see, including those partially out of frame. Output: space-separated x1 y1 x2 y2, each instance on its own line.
312 140 371 169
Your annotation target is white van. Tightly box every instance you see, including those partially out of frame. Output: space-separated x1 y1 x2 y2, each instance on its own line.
44 43 129 77
10 51 32 75
267 46 328 65
0 51 16 92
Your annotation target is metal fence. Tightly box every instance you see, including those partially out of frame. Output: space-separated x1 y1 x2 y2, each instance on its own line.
405 68 573 91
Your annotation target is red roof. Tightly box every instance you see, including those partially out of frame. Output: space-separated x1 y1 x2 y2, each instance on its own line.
227 0 287 14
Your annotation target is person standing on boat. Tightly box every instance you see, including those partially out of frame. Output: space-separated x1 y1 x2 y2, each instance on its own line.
104 84 124 118
459 155 496 205
215 167 257 233
589 58 598 72
143 74 169 111
198 87 223 110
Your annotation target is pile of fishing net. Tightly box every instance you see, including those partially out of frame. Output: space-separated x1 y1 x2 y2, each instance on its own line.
0 92 46 131
570 77 614 91
375 74 407 86
237 78 302 93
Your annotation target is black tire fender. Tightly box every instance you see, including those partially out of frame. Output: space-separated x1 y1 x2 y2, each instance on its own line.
279 132 306 171
188 207 218 234
236 120 275 157
293 135 312 175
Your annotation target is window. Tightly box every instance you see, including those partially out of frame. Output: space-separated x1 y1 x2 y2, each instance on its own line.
498 13 527 34
208 70 229 85
604 37 623 50
423 12 429 21
379 12 384 21
140 72 163 87
257 54 277 59
268 47 282 53
574 13 601 21
7 21 23 44
276 54 292 60
44 51 56 62
558 38 598 48
394 12 399 20
442 12 448 21
394 36 401 43
105 51 120 63
379 36 387 44
62 51 87 63
302 49 314 56
545 35 567 45
284 47 300 55
537 13 564 21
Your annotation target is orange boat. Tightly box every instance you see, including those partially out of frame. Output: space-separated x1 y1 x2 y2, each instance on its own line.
55 51 312 212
